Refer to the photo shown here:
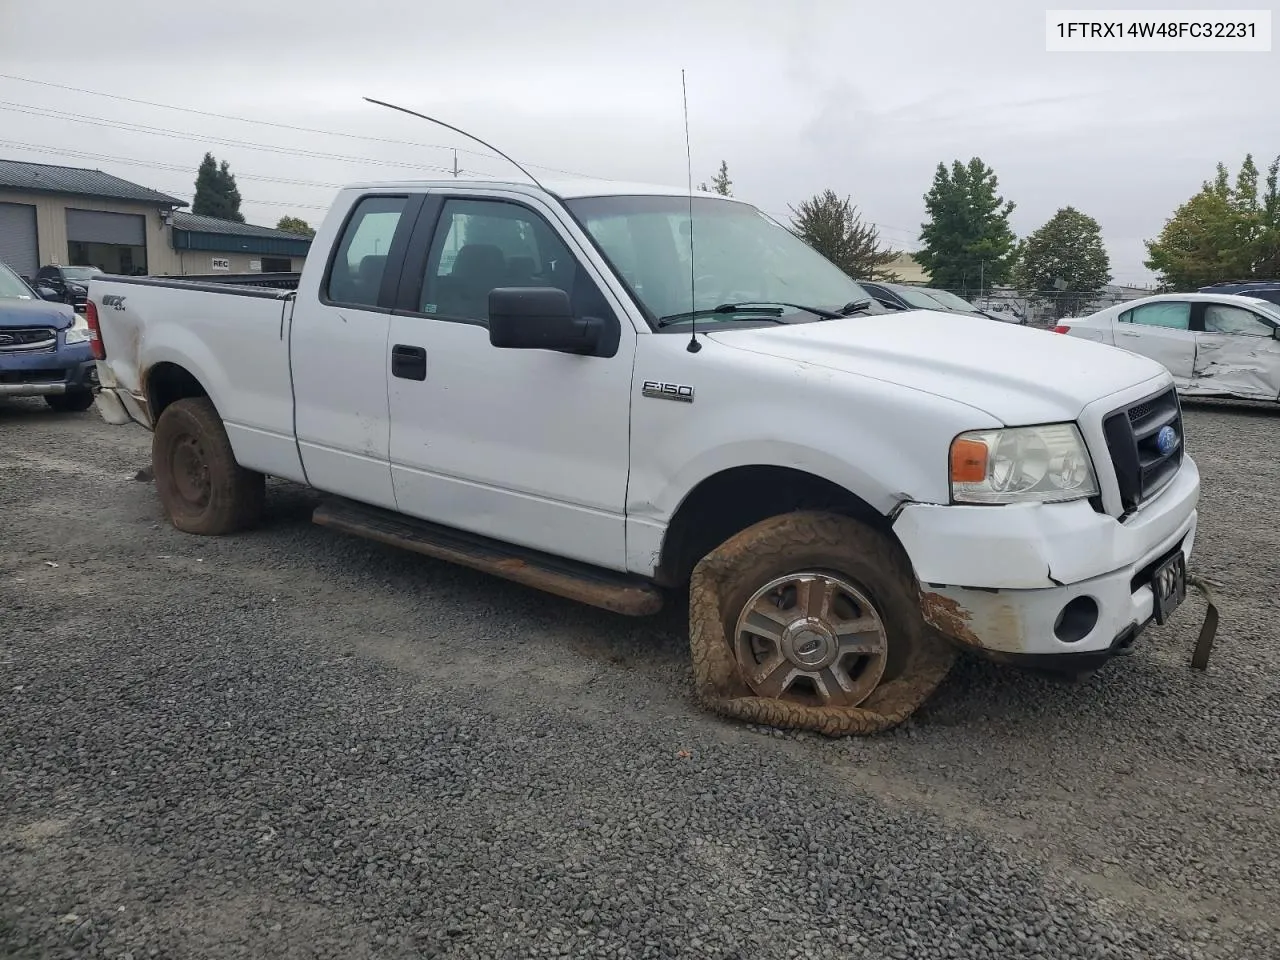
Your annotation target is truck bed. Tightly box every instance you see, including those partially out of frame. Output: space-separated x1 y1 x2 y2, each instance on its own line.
90 273 303 481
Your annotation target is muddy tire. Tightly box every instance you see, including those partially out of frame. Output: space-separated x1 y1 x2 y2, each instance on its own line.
151 397 264 536
688 510 955 736
44 390 96 413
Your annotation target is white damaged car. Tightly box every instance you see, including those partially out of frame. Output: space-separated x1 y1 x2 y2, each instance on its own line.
1056 292 1280 402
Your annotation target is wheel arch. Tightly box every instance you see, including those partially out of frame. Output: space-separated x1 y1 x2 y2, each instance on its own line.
145 360 211 422
652 464 909 589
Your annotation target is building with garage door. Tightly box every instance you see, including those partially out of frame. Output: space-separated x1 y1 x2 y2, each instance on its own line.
0 158 312 279
167 211 312 275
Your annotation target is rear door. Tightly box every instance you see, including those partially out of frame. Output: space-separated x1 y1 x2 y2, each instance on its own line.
1112 301 1196 383
1191 300 1280 400
290 192 423 509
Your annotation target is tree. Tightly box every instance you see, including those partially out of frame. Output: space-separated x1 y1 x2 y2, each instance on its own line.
276 216 316 238
1144 154 1280 289
916 158 1018 294
192 152 245 222
788 189 899 281
698 160 732 196
1012 207 1111 318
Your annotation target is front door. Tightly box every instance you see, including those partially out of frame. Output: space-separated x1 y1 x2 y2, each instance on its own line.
1192 301 1280 400
385 191 636 570
291 193 420 508
1113 300 1196 384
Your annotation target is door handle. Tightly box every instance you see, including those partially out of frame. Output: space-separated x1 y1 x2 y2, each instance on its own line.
1118 331 1140 338
391 344 427 381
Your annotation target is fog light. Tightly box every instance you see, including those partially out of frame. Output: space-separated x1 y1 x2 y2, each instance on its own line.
1054 596 1099 644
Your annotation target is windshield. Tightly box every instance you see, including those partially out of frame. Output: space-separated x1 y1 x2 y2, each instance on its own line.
923 288 980 312
892 286 951 311
61 266 103 282
0 262 34 299
563 194 880 326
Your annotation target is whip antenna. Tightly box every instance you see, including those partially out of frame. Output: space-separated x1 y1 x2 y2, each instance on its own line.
680 70 701 354
363 97 547 192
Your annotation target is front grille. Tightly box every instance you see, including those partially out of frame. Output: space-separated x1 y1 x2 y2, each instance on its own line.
0 368 64 384
1102 386 1184 515
0 327 57 353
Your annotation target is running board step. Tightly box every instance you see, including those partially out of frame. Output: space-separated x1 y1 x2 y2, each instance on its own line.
312 498 663 617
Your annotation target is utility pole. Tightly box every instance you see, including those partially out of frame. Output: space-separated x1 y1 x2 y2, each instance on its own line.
452 149 459 178
979 260 985 299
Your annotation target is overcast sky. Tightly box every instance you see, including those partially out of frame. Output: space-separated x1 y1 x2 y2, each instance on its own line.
0 0 1274 285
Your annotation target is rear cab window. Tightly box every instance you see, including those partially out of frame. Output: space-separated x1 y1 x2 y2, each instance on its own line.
324 196 410 308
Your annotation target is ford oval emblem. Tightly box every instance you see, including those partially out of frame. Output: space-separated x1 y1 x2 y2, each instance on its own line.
1156 424 1179 456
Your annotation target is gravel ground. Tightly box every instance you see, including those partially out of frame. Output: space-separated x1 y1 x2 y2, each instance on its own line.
2 396 1278 960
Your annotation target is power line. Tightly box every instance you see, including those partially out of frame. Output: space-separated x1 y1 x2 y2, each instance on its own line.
0 100 504 177
0 138 355 190
0 72 599 179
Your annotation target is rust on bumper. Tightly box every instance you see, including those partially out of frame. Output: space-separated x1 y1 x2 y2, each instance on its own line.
919 587 1029 654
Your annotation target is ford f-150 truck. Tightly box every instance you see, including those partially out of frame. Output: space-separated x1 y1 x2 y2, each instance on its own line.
88 179 1202 735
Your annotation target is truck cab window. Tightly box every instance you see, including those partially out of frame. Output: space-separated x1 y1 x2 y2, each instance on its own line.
419 198 615 324
325 196 408 308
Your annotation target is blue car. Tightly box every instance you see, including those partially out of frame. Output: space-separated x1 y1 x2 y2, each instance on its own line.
0 260 99 412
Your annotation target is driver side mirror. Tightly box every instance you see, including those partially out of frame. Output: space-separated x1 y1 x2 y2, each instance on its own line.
488 287 603 355
35 285 58 300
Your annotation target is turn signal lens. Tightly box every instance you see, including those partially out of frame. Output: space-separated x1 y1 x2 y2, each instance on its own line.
949 437 989 484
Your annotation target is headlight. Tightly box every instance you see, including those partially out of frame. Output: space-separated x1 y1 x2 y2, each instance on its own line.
950 423 1099 505
64 315 91 345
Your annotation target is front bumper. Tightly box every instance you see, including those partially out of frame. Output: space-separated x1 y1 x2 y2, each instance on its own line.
893 454 1200 664
0 351 98 397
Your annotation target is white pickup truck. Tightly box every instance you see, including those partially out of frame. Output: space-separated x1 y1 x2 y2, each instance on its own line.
88 178 1203 735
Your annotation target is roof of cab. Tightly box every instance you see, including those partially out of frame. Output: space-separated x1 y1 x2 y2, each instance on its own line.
337 177 753 203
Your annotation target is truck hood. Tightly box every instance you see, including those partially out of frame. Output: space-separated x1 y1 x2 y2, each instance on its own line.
0 297 76 330
705 310 1168 425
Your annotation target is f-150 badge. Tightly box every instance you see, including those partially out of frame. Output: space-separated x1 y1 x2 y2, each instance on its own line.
641 381 694 403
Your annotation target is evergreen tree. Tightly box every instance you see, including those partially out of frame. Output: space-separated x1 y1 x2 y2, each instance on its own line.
192 152 245 222
699 160 732 196
789 189 899 281
916 158 1018 293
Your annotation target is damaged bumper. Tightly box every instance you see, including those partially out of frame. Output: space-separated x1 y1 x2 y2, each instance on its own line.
92 362 151 428
892 455 1200 666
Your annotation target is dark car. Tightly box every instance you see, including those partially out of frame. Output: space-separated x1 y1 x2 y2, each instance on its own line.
860 281 1020 323
30 264 105 312
1197 279 1280 307
0 260 99 412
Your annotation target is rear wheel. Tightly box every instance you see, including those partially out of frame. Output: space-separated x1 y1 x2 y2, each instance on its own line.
152 397 264 535
44 390 95 413
688 510 955 736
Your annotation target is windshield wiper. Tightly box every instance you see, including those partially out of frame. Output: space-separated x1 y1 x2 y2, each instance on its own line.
726 300 846 320
837 298 875 315
655 303 786 328
655 299 868 328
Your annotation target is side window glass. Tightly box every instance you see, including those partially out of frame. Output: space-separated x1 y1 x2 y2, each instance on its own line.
1130 302 1190 330
1204 304 1273 337
1118 309 1132 324
419 198 615 324
325 195 408 308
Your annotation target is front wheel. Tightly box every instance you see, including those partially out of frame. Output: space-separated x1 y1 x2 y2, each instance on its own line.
152 397 265 535
688 511 955 736
44 390 96 413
